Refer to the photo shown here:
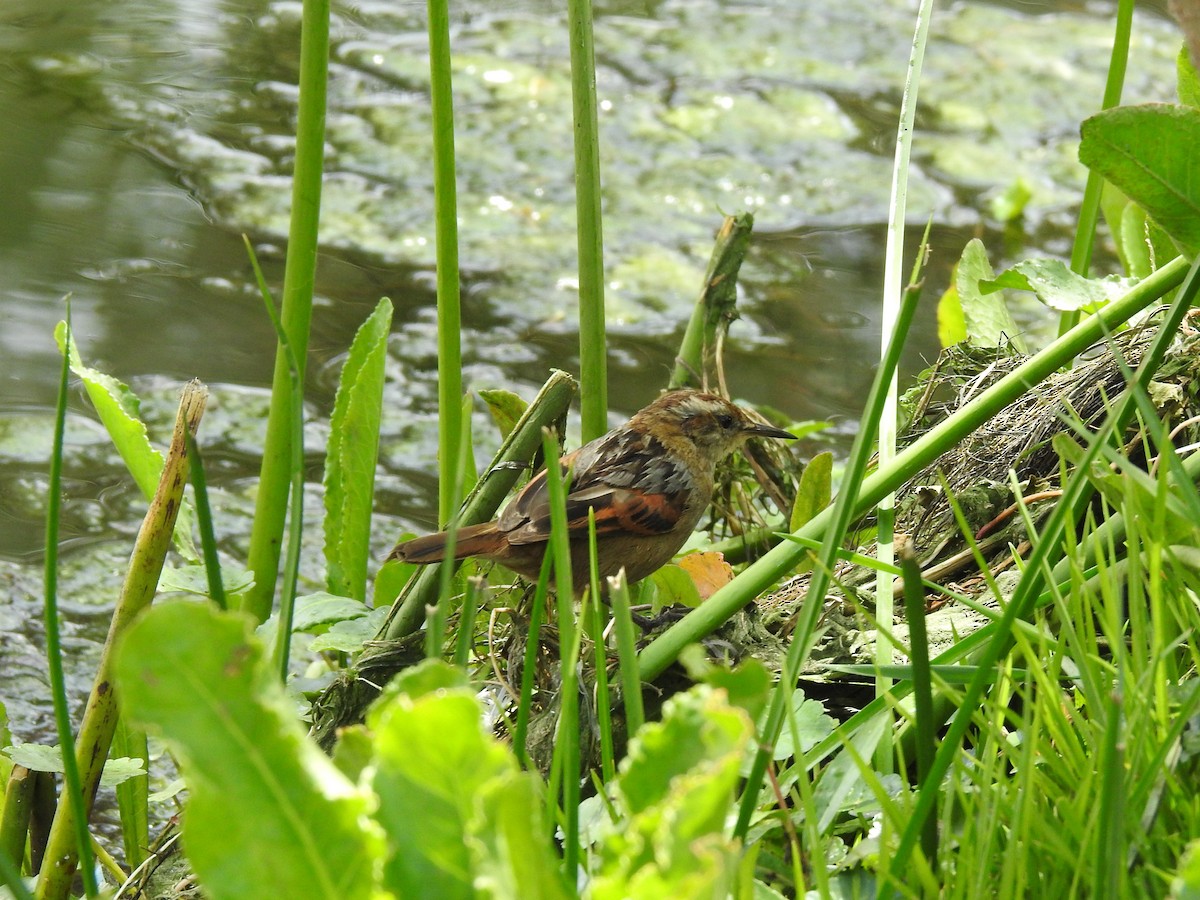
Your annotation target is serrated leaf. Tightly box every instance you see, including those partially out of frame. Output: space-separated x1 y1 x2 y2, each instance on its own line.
54 321 198 561
324 297 393 602
115 603 378 900
791 450 833 532
1079 104 1200 255
700 658 772 723
619 686 750 815
469 772 569 900
369 664 514 899
597 687 749 896
983 259 1137 312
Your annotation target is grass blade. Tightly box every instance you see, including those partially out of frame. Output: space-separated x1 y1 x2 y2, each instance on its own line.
41 312 99 897
187 430 226 611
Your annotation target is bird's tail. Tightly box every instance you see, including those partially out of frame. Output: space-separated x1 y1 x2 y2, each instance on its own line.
387 522 505 565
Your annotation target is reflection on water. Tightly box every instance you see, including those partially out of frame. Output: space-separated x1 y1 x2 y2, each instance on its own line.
0 0 1181 741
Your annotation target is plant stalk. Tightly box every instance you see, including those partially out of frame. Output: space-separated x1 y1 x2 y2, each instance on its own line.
243 0 330 621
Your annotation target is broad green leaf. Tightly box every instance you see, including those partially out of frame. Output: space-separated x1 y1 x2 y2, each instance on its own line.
3 743 145 789
1121 202 1154 279
479 389 528 439
1079 104 1200 256
115 603 378 900
469 772 570 900
617 686 750 816
595 687 750 897
324 297 393 602
700 658 772 723
373 554 418 609
936 278 968 348
780 419 833 441
287 591 370 632
791 450 833 532
369 667 513 900
308 606 391 653
255 591 371 649
385 657 472 701
813 714 890 833
649 563 703 611
764 690 837 761
54 321 198 561
1180 46 1200 108
951 240 1026 352
982 260 1136 312
158 563 254 597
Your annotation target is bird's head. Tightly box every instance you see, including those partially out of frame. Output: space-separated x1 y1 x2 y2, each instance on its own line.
632 390 795 465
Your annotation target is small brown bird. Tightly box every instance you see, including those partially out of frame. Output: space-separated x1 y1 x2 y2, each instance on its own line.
388 389 795 593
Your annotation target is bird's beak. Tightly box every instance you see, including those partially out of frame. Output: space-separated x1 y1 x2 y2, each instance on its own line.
744 421 796 441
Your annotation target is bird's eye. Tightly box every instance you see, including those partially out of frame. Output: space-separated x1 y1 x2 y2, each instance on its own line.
716 413 735 429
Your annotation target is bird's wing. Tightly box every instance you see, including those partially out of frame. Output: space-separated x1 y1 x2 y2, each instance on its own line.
498 429 696 545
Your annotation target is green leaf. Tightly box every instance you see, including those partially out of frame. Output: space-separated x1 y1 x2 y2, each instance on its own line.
115 603 378 900
1180 46 1200 108
373 555 417 609
936 278 968 348
983 260 1136 312
951 240 1026 352
790 451 832 532
594 687 751 897
469 771 570 900
618 686 749 816
54 321 199 561
764 690 837 761
324 297 393 602
308 606 391 653
478 389 528 439
3 742 145 789
649 563 703 610
158 563 254 597
256 591 371 649
1079 104 1200 256
700 658 772 723
369 666 514 899
988 177 1032 223
288 592 370 632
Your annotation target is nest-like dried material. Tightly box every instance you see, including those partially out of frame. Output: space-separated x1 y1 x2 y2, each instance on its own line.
893 324 1198 550
753 321 1200 672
